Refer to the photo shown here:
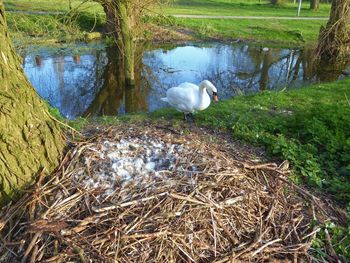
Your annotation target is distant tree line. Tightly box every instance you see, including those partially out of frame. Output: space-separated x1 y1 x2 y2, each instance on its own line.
270 0 320 10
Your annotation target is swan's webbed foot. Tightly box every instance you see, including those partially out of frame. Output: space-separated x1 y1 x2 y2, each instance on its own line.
184 113 195 123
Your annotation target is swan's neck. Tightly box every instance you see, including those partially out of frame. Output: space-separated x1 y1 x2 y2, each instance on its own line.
199 84 208 95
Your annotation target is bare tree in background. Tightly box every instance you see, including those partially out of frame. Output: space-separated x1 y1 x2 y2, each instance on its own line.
271 0 285 5
94 0 164 85
310 0 320 10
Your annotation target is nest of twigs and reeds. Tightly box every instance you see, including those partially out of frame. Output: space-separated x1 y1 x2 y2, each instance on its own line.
0 123 336 262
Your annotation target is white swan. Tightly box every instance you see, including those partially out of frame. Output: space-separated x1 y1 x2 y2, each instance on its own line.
161 80 218 120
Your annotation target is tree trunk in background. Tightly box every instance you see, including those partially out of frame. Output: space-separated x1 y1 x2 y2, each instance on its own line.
119 1 135 85
102 3 119 40
101 1 135 85
317 0 350 61
0 2 65 203
310 0 320 10
271 0 285 5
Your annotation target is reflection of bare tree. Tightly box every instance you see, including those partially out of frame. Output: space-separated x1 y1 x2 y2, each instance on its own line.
53 56 65 91
259 51 273 91
35 55 42 67
316 59 348 82
84 47 125 116
84 45 149 116
125 48 149 113
203 47 293 94
288 48 346 83
60 50 106 117
301 49 316 81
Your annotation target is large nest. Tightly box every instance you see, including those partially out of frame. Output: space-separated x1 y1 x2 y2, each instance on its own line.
0 123 324 262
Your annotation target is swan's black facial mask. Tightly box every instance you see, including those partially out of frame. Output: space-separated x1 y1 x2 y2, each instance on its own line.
213 92 218 102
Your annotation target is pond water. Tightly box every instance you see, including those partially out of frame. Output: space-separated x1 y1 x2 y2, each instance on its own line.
21 42 349 119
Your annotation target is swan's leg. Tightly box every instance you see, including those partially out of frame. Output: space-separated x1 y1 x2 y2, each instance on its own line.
184 113 195 122
183 112 188 121
188 113 195 123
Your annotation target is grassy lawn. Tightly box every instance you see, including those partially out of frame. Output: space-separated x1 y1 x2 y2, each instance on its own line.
4 0 103 13
4 0 331 18
171 17 325 45
163 0 330 17
6 11 106 45
5 0 330 46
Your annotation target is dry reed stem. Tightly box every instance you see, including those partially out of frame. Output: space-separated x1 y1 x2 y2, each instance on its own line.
0 124 331 262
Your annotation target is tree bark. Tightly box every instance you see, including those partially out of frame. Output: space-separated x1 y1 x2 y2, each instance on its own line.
310 0 320 10
102 3 120 40
317 0 350 61
100 1 136 85
0 1 65 203
118 1 135 85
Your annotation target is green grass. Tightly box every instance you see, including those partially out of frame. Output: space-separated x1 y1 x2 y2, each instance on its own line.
4 0 103 13
164 0 330 17
5 0 330 45
4 0 105 44
159 0 330 45
6 11 105 45
172 17 325 45
5 0 330 18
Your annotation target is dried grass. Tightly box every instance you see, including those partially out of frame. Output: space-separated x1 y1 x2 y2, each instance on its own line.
0 124 328 262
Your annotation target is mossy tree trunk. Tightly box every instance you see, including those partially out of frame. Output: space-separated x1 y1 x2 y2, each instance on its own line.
99 0 136 85
317 0 350 61
310 0 320 10
102 3 120 40
119 1 135 85
0 1 65 203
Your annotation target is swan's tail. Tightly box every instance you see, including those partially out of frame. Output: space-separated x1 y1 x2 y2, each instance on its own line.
161 97 168 102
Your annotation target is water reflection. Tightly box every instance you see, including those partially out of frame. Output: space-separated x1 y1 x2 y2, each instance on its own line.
83 46 149 116
22 42 349 119
23 48 106 119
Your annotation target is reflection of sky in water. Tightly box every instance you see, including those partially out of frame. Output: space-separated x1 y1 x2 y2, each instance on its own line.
143 44 304 111
23 52 107 119
22 42 346 119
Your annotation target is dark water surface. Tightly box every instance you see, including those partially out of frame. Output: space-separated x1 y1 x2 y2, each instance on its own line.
21 42 349 119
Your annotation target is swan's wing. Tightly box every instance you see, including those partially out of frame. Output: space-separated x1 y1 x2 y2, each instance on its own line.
177 82 199 90
166 86 197 112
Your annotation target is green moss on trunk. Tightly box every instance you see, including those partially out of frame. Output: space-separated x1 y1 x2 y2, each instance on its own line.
0 1 65 204
119 2 135 85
